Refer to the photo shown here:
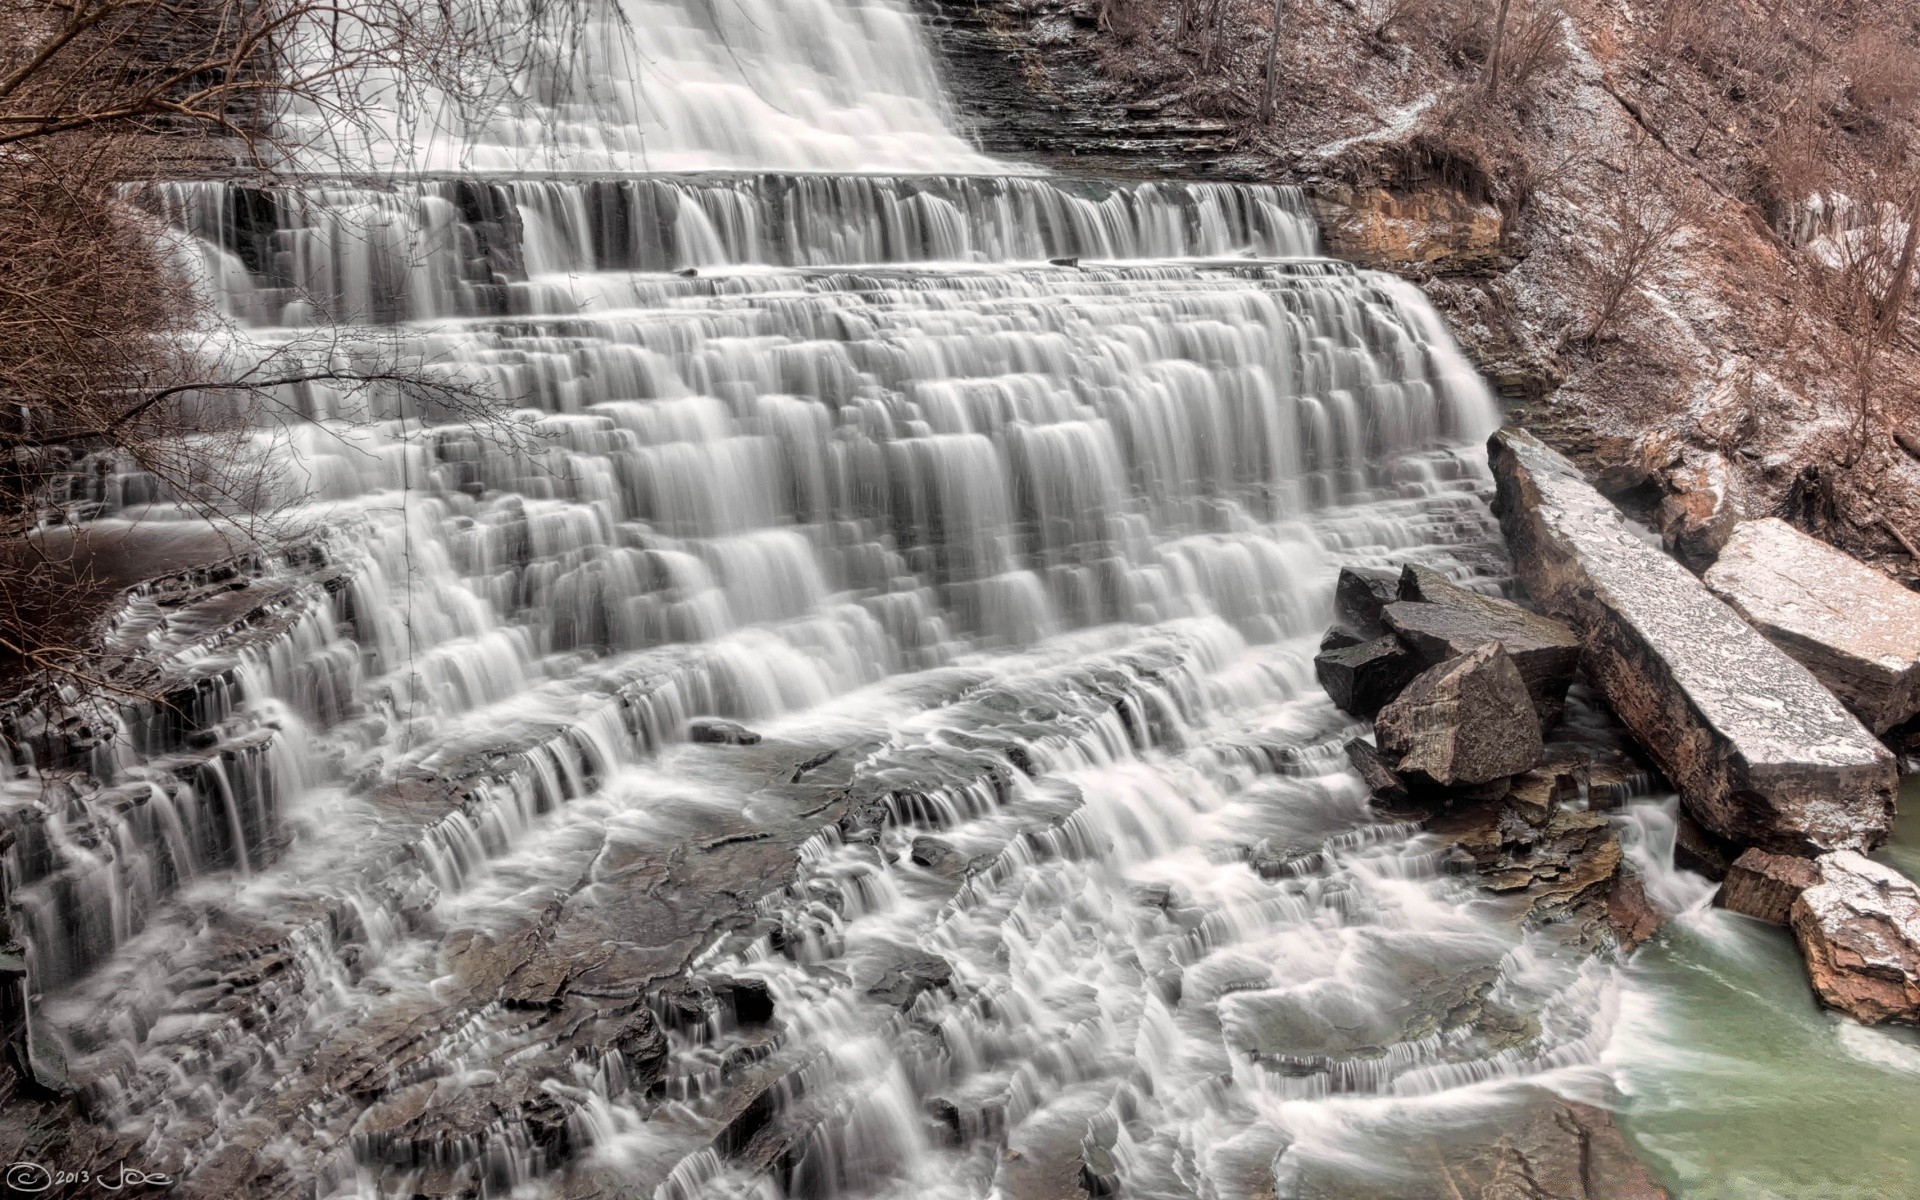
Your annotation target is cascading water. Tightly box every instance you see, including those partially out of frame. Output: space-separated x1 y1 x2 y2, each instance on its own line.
1 1 1682 1196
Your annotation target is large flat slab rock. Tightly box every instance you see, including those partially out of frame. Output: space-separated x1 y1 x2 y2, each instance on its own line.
1790 851 1920 1025
1704 517 1920 733
1489 428 1895 854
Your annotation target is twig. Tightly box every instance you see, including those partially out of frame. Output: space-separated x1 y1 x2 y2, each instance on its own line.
1880 515 1920 564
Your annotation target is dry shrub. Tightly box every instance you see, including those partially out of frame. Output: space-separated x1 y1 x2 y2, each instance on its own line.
1840 22 1920 124
1759 105 1834 224
1578 156 1697 346
1495 1 1569 99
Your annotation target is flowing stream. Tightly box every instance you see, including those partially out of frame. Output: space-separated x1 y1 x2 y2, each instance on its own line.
6 1 1910 1196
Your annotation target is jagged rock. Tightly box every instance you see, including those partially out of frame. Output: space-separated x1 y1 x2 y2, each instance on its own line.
1383 564 1581 726
688 717 761 745
865 950 954 1010
1608 870 1664 952
1319 626 1363 653
1790 851 1920 1024
1705 517 1920 733
910 836 960 872
1656 450 1743 572
1314 636 1422 719
1717 847 1821 926
1335 565 1398 635
1375 643 1543 787
1673 811 1736 881
1489 427 1896 854
1343 738 1409 803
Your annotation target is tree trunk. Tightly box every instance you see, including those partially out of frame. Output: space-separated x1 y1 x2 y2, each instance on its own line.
1877 187 1920 333
1487 0 1514 97
1261 0 1284 121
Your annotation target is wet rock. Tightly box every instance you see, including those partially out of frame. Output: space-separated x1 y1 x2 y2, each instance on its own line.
1335 565 1399 636
1705 517 1920 733
1608 870 1664 952
1374 643 1543 787
1234 935 1505 1067
1343 738 1409 803
1790 851 1920 1024
1314 636 1422 719
1318 626 1363 653
1438 800 1624 926
1274 1084 1668 1198
1383 564 1581 725
1673 811 1736 881
1717 847 1821 926
910 836 960 872
865 950 954 1011
688 717 761 745
1489 427 1896 854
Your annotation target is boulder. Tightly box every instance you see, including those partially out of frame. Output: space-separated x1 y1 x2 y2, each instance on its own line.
1319 626 1363 653
1314 635 1422 718
1790 851 1920 1024
1717 847 1821 926
1335 565 1399 635
1489 428 1895 854
688 717 761 745
1384 564 1581 726
1343 737 1409 803
865 950 954 1011
1704 517 1920 733
1655 450 1743 573
1375 642 1543 787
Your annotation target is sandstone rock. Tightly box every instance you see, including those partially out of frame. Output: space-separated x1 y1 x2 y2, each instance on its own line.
1314 635 1422 719
1790 851 1920 1024
1343 737 1409 803
1383 565 1581 726
1489 427 1896 854
1717 847 1821 926
1335 565 1398 635
1656 450 1743 573
1308 183 1503 274
1375 643 1543 787
1705 517 1920 733
689 718 761 745
1608 870 1664 952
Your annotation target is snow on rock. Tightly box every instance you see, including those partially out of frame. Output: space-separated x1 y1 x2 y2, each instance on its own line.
1705 517 1920 733
1489 427 1896 855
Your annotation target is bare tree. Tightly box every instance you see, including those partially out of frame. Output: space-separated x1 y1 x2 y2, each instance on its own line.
1578 157 1694 346
1260 0 1285 121
0 0 558 702
1484 0 1512 96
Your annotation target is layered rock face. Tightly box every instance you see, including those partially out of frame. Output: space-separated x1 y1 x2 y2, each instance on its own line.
1790 852 1920 1025
1705 517 1920 734
1489 428 1896 854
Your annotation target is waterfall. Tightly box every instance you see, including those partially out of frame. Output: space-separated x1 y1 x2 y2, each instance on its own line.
0 2 1642 1197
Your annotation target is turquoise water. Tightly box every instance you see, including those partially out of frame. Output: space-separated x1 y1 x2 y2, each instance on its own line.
1610 784 1920 1199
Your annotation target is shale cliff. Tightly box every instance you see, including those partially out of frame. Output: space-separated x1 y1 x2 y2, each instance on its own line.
923 0 1920 578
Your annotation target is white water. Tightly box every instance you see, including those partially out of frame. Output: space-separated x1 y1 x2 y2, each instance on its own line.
0 1 1707 1196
